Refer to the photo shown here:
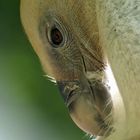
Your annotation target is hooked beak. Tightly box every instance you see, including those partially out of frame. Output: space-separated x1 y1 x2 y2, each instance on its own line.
57 77 113 137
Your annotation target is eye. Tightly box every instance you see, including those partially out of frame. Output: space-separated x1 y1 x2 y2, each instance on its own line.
50 27 63 45
47 24 65 48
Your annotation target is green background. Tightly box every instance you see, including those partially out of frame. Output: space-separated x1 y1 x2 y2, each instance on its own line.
0 0 87 140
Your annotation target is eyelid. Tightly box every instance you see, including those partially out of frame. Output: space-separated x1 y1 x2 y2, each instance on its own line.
39 13 72 49
46 18 68 48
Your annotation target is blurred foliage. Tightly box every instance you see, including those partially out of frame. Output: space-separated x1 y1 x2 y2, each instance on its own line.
0 0 86 140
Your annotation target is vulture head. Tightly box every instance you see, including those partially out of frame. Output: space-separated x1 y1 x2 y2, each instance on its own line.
20 0 130 139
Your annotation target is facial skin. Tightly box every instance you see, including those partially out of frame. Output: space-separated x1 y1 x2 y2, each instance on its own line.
20 0 114 139
20 0 113 138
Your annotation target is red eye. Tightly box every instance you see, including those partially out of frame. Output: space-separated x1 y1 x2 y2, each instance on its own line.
50 27 63 46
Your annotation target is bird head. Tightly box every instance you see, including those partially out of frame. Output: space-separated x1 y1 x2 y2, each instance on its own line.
20 0 113 137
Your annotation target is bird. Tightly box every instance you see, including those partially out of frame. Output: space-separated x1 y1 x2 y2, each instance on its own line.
20 0 140 140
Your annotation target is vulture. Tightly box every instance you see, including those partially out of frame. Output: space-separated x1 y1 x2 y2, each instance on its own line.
20 0 140 140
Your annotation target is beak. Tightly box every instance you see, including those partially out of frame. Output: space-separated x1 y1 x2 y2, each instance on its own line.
56 78 113 136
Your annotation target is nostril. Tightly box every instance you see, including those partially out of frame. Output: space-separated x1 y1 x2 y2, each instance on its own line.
67 90 75 101
66 90 76 106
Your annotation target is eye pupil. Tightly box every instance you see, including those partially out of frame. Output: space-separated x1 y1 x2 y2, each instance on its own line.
50 28 63 46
